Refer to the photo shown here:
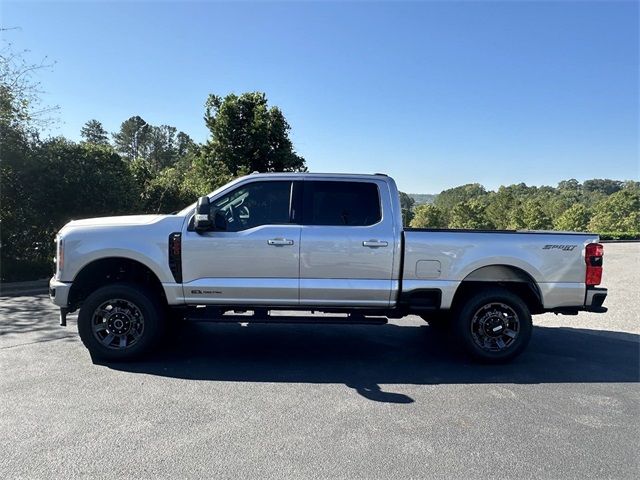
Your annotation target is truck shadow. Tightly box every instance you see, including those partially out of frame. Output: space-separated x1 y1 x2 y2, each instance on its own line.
100 322 639 403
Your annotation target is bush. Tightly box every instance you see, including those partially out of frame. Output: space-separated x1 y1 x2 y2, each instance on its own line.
598 232 640 241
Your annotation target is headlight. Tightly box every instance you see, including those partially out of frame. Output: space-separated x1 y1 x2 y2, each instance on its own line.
55 235 64 278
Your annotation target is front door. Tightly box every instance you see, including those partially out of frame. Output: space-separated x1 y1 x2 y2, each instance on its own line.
181 180 300 306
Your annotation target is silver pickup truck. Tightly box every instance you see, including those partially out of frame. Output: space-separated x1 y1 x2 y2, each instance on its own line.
49 173 607 362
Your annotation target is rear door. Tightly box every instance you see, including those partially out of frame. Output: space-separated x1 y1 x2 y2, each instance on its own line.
299 179 396 307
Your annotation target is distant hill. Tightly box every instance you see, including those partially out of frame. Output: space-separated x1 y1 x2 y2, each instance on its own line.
409 193 437 205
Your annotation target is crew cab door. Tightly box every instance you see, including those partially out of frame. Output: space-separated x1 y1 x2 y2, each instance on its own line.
181 180 300 306
299 179 396 307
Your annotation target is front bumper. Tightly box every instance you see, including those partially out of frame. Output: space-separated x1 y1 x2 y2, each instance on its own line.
49 277 71 308
49 278 72 326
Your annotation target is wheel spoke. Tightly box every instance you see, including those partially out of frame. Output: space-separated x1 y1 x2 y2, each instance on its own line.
503 329 517 339
101 333 115 346
94 322 108 332
496 337 506 349
119 335 127 348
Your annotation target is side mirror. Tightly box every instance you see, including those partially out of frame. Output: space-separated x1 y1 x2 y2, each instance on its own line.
194 196 212 231
214 210 227 231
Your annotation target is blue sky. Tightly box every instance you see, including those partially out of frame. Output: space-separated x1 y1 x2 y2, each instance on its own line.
3 0 638 193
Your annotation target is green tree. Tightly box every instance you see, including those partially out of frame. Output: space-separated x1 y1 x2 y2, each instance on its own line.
203 92 305 175
588 188 640 232
554 204 590 231
112 115 150 159
1 39 60 280
1 138 139 280
147 124 178 170
485 183 535 229
176 131 196 158
399 191 415 226
449 199 493 229
435 183 487 223
409 204 446 228
520 199 553 230
583 179 623 196
32 139 139 222
80 119 109 145
180 154 234 201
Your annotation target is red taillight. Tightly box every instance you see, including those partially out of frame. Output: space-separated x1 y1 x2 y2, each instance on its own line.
585 243 603 286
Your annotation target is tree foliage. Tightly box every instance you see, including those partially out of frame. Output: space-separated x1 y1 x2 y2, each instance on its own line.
80 119 109 145
1 138 138 279
203 92 306 175
588 187 640 232
112 115 150 160
449 199 494 229
408 178 638 237
399 191 415 226
410 204 446 228
554 204 590 231
435 183 487 223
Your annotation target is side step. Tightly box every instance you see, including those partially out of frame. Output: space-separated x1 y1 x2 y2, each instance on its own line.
184 310 388 326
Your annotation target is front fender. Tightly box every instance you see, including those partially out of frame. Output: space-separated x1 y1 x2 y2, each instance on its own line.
59 216 185 283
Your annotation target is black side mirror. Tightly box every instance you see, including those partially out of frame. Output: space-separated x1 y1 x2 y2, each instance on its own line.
194 196 212 231
214 210 227 231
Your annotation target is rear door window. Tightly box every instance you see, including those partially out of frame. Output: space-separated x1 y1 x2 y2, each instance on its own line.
302 181 381 226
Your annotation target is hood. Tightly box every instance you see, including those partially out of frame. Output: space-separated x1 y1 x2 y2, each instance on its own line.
62 214 166 229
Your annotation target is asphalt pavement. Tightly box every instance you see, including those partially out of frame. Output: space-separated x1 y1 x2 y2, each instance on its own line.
1 243 638 479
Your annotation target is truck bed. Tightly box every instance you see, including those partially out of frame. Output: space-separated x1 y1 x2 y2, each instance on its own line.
400 229 599 310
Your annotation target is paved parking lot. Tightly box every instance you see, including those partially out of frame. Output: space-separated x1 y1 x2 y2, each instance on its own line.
1 243 638 479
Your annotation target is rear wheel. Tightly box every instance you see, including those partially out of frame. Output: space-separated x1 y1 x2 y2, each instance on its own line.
78 283 165 361
453 287 532 362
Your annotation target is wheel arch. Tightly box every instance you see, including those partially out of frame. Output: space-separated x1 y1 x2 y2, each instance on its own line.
451 264 543 314
68 257 166 311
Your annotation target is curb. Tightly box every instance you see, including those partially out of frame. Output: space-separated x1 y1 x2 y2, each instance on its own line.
0 279 49 297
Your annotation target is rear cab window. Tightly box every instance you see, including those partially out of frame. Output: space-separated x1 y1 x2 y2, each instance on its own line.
302 181 381 226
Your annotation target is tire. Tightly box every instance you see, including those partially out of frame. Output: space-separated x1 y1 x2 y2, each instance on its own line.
453 287 532 363
420 312 452 331
77 283 165 361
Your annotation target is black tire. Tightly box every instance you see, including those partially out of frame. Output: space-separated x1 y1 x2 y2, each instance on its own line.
420 312 452 331
453 287 532 363
77 283 165 361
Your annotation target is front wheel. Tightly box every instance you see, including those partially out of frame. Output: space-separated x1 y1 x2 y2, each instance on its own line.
453 287 532 363
77 283 165 361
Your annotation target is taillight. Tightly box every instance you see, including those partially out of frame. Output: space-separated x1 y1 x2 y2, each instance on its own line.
585 243 603 286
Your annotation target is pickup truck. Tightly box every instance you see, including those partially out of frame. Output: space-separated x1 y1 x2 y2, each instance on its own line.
49 173 608 362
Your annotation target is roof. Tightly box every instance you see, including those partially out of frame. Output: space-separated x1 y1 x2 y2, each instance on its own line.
246 172 389 180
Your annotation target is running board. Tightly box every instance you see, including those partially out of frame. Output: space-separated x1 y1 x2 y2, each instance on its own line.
184 313 388 325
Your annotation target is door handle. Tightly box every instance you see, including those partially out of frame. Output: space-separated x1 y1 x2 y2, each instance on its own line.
362 240 388 248
268 238 294 246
